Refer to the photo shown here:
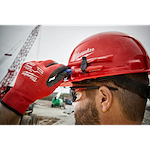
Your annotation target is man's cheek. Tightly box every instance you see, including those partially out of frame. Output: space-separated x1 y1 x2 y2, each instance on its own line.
72 101 81 111
72 99 88 112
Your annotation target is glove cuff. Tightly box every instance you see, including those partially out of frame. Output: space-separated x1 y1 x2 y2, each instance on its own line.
1 101 23 116
1 88 30 115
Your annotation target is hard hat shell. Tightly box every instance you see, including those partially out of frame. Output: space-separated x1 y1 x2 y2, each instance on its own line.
66 31 150 83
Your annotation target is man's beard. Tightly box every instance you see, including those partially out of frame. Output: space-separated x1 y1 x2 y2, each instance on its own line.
74 99 100 125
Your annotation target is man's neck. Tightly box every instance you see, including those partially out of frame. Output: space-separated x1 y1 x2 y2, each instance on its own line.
100 112 141 125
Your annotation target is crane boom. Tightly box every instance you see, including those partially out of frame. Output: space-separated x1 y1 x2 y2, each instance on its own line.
0 25 41 98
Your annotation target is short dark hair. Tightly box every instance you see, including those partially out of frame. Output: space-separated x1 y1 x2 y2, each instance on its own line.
76 73 149 122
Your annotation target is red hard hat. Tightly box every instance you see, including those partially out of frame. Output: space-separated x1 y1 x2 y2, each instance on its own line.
65 31 150 83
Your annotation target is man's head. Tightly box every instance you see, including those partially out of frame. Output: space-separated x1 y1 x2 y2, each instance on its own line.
71 73 149 125
63 31 150 125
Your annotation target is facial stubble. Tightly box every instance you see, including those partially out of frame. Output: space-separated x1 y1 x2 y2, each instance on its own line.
74 98 100 125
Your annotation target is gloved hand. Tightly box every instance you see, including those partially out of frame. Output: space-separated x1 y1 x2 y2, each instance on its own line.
1 60 68 115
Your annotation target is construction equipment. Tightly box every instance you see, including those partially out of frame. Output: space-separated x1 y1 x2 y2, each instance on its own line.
64 97 72 105
51 87 64 108
0 25 41 98
0 25 41 125
51 97 64 107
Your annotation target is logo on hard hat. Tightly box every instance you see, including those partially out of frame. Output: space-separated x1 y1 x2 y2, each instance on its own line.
72 48 95 61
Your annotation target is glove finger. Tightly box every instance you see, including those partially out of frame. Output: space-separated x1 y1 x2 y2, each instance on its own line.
46 62 58 67
46 64 68 87
41 60 58 67
46 71 68 87
49 64 67 78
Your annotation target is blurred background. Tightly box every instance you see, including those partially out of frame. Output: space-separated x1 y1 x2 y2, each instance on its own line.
0 25 150 93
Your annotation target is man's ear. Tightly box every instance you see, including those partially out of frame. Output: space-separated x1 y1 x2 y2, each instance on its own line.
98 86 113 112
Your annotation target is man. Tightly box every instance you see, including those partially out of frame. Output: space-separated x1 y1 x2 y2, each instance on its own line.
70 73 148 125
0 31 150 125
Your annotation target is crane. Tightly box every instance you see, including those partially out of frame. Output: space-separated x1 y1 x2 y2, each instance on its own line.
0 25 41 98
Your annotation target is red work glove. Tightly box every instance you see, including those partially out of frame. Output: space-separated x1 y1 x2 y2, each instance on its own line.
1 60 68 115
